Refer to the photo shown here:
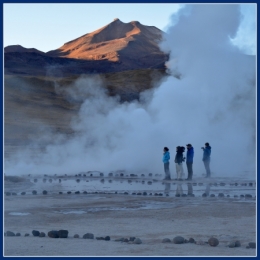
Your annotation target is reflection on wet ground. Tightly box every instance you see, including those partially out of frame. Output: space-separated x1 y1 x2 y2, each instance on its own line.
5 173 256 199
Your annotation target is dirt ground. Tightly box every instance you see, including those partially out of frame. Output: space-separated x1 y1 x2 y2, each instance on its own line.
4 176 256 257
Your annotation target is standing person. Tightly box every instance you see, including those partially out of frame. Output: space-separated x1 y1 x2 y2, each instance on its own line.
162 147 171 180
185 144 194 180
175 146 185 180
202 142 211 178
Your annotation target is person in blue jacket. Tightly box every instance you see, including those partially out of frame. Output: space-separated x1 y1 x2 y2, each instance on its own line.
162 147 171 180
201 142 211 178
185 144 194 180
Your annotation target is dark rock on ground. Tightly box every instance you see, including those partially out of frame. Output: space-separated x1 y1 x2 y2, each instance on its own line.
245 194 252 198
228 241 236 248
42 190 47 195
218 193 224 197
12 192 17 195
6 231 15 236
104 236 110 241
162 238 171 243
240 194 245 197
21 192 26 195
58 230 68 238
143 192 147 196
189 238 195 243
48 230 59 238
32 230 40 236
5 192 11 196
248 242 256 248
123 238 129 242
75 191 80 194
235 240 241 247
67 191 71 194
24 233 29 237
210 194 215 197
129 237 136 241
59 192 63 194
39 232 46 237
74 234 80 238
83 191 88 194
83 233 94 239
208 237 219 247
173 236 185 244
124 192 128 195
15 233 21 236
134 238 142 244
32 190 37 195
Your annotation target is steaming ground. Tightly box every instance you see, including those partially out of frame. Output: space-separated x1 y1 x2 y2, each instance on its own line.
4 4 256 180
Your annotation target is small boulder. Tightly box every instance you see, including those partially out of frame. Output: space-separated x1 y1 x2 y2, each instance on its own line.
24 233 29 237
104 236 110 241
173 236 185 244
32 190 37 195
83 233 94 239
21 192 26 195
210 194 215 197
12 192 17 196
48 230 59 238
129 237 136 241
39 232 46 237
218 193 224 197
235 240 241 247
59 192 63 194
162 238 171 243
42 190 47 195
228 241 236 248
58 230 68 238
189 238 195 243
67 191 71 194
134 238 142 244
15 233 21 236
143 192 147 196
75 191 80 194
208 237 219 247
6 231 15 236
248 242 256 249
74 234 80 238
123 238 129 242
32 230 40 236
5 192 11 196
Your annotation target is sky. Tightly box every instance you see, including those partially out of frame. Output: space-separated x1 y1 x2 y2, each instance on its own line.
3 3 256 55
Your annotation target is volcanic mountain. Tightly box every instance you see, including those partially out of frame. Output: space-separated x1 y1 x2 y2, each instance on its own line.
4 18 168 76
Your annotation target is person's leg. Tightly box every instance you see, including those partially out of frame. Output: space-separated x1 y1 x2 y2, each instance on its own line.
204 160 211 177
179 163 184 180
189 163 193 180
164 162 171 179
175 163 179 179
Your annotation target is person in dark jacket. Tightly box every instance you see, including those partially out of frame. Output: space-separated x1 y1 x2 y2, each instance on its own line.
162 147 171 180
202 142 211 178
175 146 185 180
185 144 194 180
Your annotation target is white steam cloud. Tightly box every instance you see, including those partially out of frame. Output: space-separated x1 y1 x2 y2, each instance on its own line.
5 4 256 179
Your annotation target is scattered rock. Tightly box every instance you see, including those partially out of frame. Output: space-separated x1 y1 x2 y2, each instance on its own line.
124 192 128 195
240 194 245 198
143 192 147 196
188 238 195 243
181 194 187 197
137 192 142 195
75 191 80 194
218 193 224 197
120 173 124 177
83 233 94 239
67 191 71 194
228 241 236 248
83 191 88 194
148 173 153 177
74 234 80 238
100 173 104 177
24 233 29 237
235 240 241 247
134 238 142 244
6 231 15 237
5 192 11 196
129 237 136 241
108 173 113 177
210 194 215 197
21 192 26 195
234 195 238 198
12 192 17 196
173 236 185 244
162 238 171 243
123 238 129 242
32 230 40 236
39 232 46 237
245 194 252 198
32 190 37 195
58 230 68 238
34 179 38 183
104 236 110 241
208 237 219 247
48 230 59 238
248 242 256 249
147 181 152 185
59 192 63 194
76 179 80 183
15 233 21 236
202 193 207 197
42 190 47 195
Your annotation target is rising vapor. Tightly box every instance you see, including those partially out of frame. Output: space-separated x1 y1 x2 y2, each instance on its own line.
5 4 256 179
